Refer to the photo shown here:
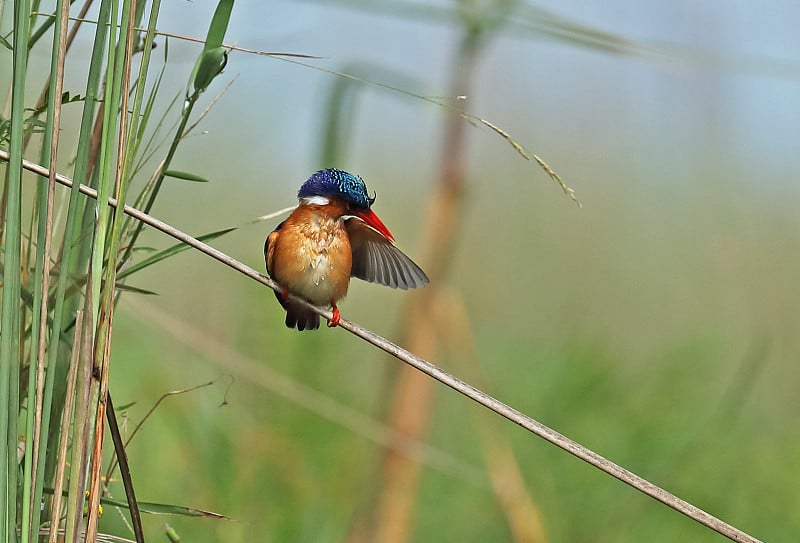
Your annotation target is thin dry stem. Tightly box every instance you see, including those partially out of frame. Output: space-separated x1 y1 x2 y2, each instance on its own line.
25 15 579 208
84 303 113 541
250 205 298 224
47 310 84 543
182 76 239 137
103 380 216 484
478 118 581 207
86 3 140 536
31 0 72 529
24 0 93 152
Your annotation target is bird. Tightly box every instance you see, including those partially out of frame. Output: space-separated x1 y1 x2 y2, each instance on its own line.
265 168 429 331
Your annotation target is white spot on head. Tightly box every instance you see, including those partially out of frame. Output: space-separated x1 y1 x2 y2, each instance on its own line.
301 195 330 206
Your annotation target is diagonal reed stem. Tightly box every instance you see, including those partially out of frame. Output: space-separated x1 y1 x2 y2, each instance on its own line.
105 391 145 543
0 150 763 543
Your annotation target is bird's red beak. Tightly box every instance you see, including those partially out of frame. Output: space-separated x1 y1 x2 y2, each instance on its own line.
356 209 395 242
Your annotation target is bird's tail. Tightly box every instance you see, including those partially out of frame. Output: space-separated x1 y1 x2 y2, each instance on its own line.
275 291 320 331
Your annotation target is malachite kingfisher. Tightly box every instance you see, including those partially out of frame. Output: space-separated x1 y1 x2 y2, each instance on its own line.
265 168 429 331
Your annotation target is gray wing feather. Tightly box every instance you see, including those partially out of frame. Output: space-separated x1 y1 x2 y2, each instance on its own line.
346 219 429 289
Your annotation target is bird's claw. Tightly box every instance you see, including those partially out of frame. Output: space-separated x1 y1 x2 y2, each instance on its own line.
327 306 340 328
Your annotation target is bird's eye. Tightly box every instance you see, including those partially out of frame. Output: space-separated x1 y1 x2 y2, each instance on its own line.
368 191 376 206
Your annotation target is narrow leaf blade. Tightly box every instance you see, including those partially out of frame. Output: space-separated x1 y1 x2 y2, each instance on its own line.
163 170 209 183
115 284 159 296
118 227 236 280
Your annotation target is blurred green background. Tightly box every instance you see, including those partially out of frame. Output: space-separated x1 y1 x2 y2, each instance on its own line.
37 0 800 541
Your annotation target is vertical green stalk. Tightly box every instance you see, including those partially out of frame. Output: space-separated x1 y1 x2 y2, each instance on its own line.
123 0 162 177
90 0 123 331
47 310 82 543
95 0 154 361
28 0 42 37
40 0 113 518
72 0 129 536
1 2 31 542
22 0 70 539
63 311 94 543
86 1 137 537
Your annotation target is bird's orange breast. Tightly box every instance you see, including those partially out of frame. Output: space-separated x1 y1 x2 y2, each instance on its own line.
267 204 353 306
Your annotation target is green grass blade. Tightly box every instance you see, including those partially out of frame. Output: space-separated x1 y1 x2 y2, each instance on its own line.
87 1 141 536
118 227 235 279
114 283 158 296
41 0 113 527
0 0 31 539
162 170 209 183
190 0 234 95
120 0 162 183
192 46 227 95
27 2 59 49
42 488 231 519
23 0 71 538
132 63 170 170
88 0 123 330
129 88 181 183
102 497 232 520
204 0 233 50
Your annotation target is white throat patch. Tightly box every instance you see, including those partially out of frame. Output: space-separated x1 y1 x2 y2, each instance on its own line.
301 195 330 206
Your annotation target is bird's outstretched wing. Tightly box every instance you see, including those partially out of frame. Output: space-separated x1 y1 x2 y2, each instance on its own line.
345 218 429 289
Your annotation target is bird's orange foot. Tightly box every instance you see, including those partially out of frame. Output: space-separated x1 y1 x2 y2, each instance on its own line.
281 287 289 301
327 305 340 328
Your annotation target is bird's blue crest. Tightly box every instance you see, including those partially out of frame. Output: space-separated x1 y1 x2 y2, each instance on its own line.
298 168 375 209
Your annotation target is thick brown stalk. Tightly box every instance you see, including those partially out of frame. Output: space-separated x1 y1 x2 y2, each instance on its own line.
369 32 482 543
436 289 548 543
